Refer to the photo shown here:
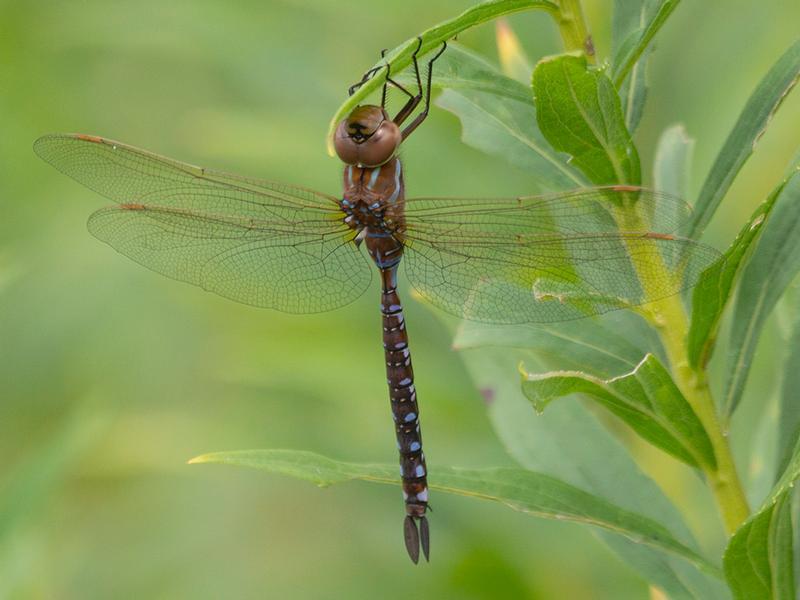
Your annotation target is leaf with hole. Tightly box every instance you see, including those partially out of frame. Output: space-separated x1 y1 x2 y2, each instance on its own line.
521 354 716 469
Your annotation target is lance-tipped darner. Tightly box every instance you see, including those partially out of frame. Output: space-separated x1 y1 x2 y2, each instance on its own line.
34 37 719 564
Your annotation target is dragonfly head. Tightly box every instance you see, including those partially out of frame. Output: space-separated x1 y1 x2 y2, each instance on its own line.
334 105 401 168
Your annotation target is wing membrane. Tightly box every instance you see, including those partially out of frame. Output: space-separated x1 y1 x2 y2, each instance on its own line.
403 189 720 323
405 187 691 239
36 134 371 312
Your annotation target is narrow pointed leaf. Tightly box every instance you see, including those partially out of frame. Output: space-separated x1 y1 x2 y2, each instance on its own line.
190 448 720 576
723 166 800 416
611 0 682 88
654 124 694 200
618 48 649 133
533 53 641 185
521 354 715 468
689 40 800 237
326 0 558 152
777 296 800 478
613 1 685 128
688 174 794 369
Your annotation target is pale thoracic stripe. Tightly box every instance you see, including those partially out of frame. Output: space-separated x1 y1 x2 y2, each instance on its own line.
346 165 353 187
388 160 402 204
366 166 381 190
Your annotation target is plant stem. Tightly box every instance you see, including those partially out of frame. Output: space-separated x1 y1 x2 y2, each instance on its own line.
620 204 750 534
552 0 595 61
648 294 750 534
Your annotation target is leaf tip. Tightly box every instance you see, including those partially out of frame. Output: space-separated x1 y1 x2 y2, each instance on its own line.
187 453 215 465
517 361 529 379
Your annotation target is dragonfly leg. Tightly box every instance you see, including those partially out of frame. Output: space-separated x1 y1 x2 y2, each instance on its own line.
381 62 416 111
390 36 424 126
400 40 447 141
348 64 386 97
347 46 395 98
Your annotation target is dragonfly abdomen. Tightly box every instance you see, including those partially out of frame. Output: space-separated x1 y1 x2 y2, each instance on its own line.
380 265 429 563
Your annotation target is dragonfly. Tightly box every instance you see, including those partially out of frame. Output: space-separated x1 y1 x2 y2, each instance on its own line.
34 38 720 564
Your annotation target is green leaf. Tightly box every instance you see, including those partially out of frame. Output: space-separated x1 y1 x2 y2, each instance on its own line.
325 0 558 151
433 48 583 190
613 1 685 129
688 175 793 369
724 439 800 599
461 349 725 598
777 294 800 478
654 124 694 200
611 0 682 88
425 306 718 595
395 43 533 104
190 448 720 575
723 166 800 416
725 496 794 600
689 40 800 237
454 312 662 377
653 124 694 251
618 48 649 133
532 53 641 185
521 354 716 469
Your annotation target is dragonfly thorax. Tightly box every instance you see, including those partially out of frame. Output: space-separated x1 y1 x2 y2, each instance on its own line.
341 157 406 269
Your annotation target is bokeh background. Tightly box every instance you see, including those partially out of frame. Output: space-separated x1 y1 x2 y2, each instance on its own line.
1 1 799 598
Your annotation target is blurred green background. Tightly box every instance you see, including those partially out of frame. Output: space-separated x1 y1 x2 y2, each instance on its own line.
1 1 798 598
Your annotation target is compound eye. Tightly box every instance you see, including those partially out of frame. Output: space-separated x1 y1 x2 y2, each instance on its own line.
358 120 401 167
333 118 359 165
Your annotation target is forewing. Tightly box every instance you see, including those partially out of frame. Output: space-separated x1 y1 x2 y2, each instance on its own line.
404 187 693 238
36 134 371 312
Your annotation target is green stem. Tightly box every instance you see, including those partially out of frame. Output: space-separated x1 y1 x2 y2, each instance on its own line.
550 0 595 61
646 293 750 535
618 203 749 535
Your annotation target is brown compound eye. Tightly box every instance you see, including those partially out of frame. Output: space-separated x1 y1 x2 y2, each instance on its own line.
333 105 402 167
334 118 359 165
357 119 400 167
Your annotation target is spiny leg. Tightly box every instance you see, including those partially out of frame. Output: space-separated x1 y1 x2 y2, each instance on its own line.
390 36 425 126
347 37 447 139
381 61 416 113
348 65 384 97
348 45 401 99
400 40 447 141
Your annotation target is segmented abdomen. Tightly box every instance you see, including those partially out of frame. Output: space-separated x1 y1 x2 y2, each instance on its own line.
380 265 428 518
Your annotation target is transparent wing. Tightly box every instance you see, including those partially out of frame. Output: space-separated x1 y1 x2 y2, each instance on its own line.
404 187 691 237
403 188 721 324
35 134 371 312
